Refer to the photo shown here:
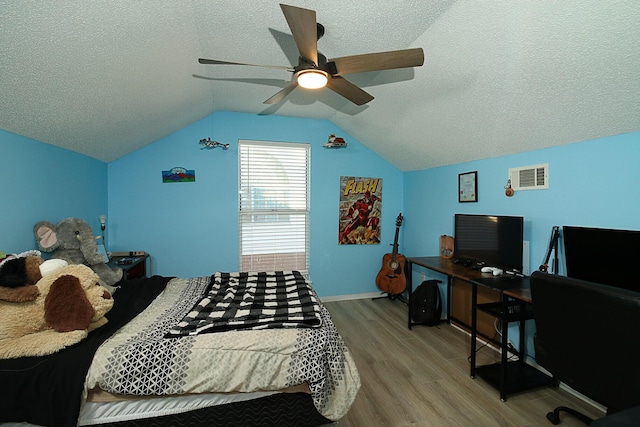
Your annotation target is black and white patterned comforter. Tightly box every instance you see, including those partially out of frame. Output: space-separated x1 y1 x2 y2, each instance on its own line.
84 274 360 421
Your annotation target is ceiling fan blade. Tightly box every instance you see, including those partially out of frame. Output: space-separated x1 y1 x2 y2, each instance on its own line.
263 81 298 104
329 48 424 76
326 76 374 106
198 58 293 72
280 4 318 65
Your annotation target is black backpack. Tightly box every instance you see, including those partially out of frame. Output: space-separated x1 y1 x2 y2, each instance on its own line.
411 280 442 326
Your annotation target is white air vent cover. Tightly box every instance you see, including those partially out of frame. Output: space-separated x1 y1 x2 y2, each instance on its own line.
508 163 548 190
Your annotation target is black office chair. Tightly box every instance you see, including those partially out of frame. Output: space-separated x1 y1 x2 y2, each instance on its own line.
530 271 640 425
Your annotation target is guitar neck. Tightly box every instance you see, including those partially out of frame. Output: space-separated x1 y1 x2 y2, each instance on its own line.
391 226 401 259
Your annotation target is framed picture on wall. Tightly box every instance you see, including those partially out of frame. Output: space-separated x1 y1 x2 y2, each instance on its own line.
458 171 477 203
338 176 382 245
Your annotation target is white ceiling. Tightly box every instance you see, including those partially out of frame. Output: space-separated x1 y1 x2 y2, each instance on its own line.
2 1 639 171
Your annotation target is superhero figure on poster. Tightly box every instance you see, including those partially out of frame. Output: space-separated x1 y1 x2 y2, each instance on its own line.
340 190 381 243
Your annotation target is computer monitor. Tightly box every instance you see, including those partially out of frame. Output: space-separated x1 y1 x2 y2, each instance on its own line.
454 214 524 272
563 225 640 291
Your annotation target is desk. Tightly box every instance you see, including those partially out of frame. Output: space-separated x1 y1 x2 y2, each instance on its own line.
406 256 552 400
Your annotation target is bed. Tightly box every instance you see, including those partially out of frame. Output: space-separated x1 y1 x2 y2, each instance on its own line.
0 271 360 427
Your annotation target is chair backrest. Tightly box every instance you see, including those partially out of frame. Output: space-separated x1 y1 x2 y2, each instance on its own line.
530 271 640 413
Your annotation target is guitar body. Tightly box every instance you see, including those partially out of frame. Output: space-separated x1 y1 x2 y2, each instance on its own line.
376 252 407 294
376 213 407 295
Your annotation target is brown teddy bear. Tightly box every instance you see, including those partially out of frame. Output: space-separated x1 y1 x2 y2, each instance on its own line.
0 264 114 359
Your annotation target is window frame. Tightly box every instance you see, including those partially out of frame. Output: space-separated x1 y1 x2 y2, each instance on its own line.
238 140 310 273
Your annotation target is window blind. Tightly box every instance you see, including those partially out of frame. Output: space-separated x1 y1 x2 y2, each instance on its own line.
238 140 310 272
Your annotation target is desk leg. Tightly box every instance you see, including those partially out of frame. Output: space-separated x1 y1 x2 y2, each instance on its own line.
470 282 478 379
407 260 414 330
446 276 452 323
500 294 509 401
518 300 526 367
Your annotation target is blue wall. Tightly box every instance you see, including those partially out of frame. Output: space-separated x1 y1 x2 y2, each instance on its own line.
0 129 108 253
107 112 404 297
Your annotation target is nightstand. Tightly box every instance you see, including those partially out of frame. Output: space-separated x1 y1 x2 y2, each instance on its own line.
108 254 149 280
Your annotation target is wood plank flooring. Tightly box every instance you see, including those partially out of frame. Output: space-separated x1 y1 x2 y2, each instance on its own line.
322 297 605 427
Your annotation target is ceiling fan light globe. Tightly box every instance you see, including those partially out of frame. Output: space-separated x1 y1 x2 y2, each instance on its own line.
296 70 329 89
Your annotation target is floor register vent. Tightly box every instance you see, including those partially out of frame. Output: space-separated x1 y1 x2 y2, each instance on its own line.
508 163 548 191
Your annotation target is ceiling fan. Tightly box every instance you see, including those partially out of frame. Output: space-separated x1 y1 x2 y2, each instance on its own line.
198 3 424 106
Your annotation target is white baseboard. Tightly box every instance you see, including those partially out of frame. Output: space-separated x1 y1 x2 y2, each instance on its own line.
320 291 386 302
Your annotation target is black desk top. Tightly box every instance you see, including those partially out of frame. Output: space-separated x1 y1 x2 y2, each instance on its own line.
407 256 529 292
474 275 530 292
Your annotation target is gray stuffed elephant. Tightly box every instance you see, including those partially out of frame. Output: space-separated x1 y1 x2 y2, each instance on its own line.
34 218 123 288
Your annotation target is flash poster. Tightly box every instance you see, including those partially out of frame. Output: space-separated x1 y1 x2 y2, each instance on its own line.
339 176 382 245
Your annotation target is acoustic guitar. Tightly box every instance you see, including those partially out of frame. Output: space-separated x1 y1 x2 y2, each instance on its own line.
376 213 406 295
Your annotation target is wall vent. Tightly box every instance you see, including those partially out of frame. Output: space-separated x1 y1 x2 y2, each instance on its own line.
508 163 548 191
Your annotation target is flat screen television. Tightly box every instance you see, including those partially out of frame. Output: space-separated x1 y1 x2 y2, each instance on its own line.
563 226 640 291
454 214 524 272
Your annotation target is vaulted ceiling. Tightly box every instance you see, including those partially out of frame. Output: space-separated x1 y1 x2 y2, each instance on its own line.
2 1 639 171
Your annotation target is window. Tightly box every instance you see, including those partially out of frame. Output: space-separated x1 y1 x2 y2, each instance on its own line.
239 140 310 272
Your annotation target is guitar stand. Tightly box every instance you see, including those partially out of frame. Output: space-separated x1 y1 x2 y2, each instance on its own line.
372 292 407 305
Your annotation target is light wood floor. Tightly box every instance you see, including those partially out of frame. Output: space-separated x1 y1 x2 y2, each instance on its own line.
322 297 605 427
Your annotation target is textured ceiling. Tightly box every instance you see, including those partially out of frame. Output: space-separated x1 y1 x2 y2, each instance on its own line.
1 1 639 171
